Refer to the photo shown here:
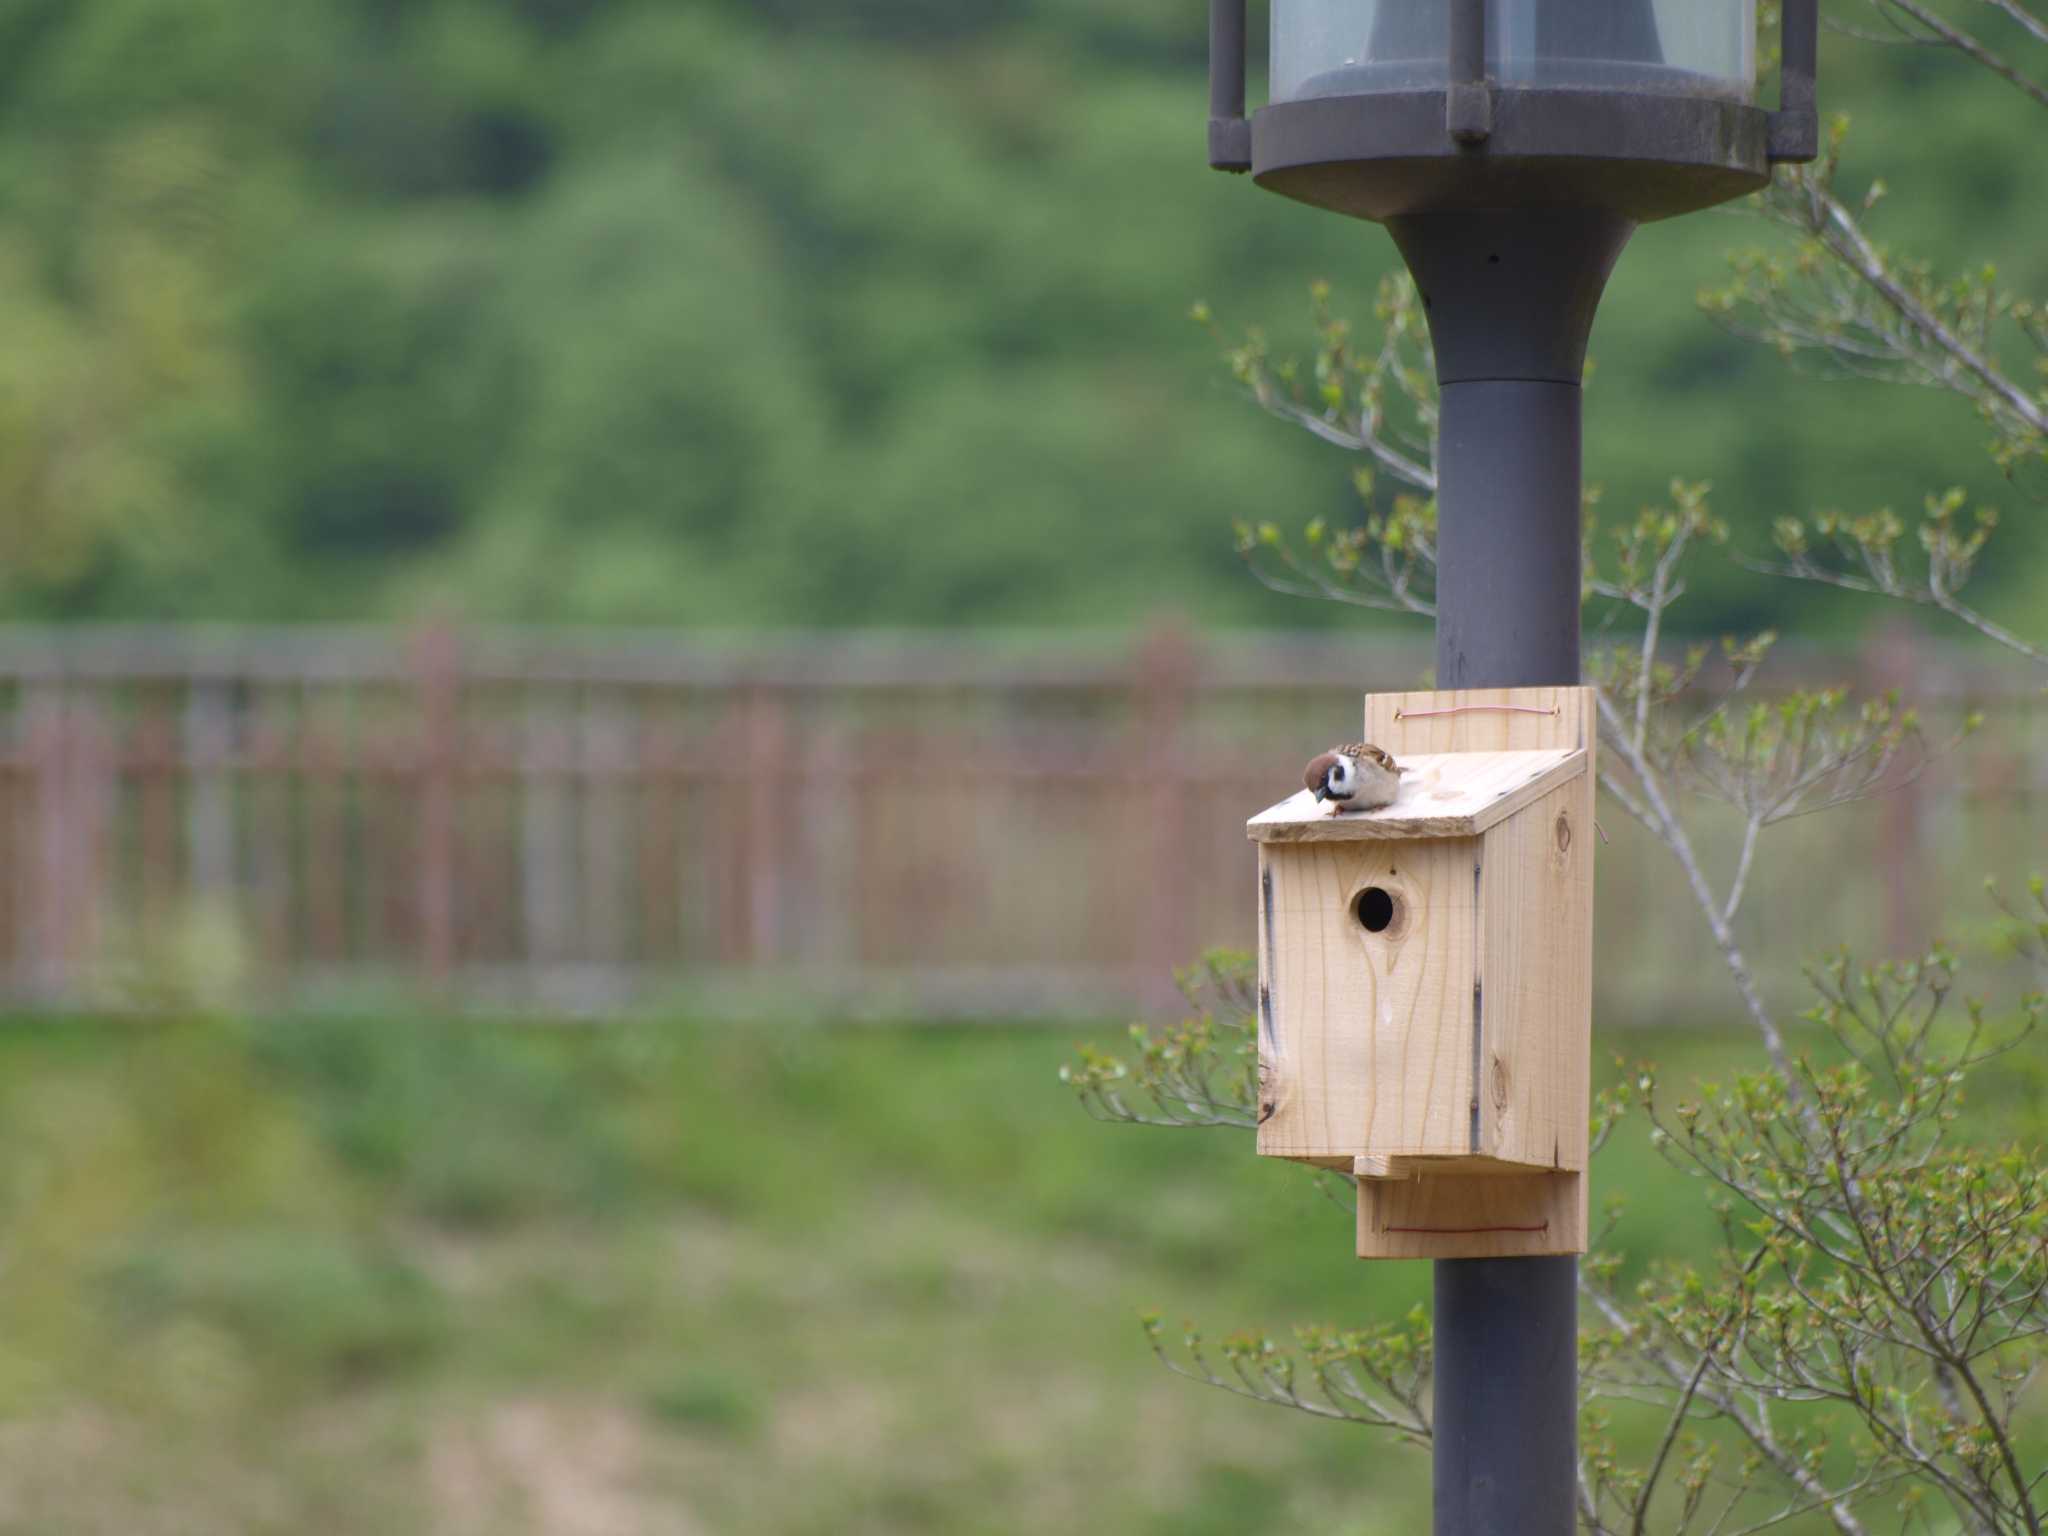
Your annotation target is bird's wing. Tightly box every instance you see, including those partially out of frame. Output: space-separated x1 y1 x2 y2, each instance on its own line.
1341 743 1405 774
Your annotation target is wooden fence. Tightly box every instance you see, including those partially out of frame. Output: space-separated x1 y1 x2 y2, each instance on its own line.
0 623 2038 1019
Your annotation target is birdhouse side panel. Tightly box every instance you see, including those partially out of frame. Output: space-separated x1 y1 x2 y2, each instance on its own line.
1475 772 1594 1173
1256 836 1482 1165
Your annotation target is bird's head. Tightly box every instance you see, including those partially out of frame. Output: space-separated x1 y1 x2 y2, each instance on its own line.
1305 750 1355 803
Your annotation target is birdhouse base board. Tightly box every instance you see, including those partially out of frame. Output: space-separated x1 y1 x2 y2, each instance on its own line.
1269 1149 1576 1175
1350 1153 1566 1180
1355 1169 1584 1260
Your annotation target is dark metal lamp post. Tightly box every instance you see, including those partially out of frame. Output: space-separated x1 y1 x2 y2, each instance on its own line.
1204 3 1818 1532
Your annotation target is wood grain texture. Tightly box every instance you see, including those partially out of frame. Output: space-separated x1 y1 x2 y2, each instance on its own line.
1352 1154 1559 1179
1477 775 1594 1174
1256 835 1481 1164
1254 686 1597 1258
1356 1169 1585 1259
1364 686 1593 757
1245 748 1586 844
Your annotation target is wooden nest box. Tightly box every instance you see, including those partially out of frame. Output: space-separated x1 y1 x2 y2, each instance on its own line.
1247 687 1595 1260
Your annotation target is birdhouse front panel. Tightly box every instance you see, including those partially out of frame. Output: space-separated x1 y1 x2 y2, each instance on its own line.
1247 685 1596 1260
1255 833 1483 1166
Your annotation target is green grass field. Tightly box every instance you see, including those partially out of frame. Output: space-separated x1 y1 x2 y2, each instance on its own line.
0 1008 2035 1534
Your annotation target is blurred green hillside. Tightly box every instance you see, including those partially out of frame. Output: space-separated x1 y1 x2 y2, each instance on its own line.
0 0 2041 630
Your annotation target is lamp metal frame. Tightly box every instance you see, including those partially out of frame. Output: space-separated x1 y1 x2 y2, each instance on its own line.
1209 0 1819 218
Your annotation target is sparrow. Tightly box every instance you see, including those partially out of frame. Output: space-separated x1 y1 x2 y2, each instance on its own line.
1304 743 1404 813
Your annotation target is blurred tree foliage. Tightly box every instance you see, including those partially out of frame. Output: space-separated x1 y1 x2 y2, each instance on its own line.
0 0 2040 627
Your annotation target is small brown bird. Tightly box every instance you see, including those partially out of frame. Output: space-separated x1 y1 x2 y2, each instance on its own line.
1304 743 1404 813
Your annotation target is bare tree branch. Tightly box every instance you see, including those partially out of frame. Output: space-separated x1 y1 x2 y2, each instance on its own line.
1873 0 2048 110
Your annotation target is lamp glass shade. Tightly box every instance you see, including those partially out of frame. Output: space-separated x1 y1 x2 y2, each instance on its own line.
1270 0 1756 105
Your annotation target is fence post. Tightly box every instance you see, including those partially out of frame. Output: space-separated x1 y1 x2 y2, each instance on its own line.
23 679 115 1002
412 623 459 987
73 694 111 988
1132 620 1197 1012
522 686 575 977
743 686 789 966
1866 619 1926 956
638 707 677 972
28 682 70 1002
185 673 236 911
249 685 294 981
301 679 348 965
583 687 632 986
138 697 178 948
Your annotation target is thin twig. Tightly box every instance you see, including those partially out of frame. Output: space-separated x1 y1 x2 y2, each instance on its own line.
1723 813 1765 926
1254 393 1440 491
1583 1283 1871 1536
1975 0 2048 50
1597 689 1794 1081
1632 1347 1721 1536
1875 0 2048 109
1815 192 2048 437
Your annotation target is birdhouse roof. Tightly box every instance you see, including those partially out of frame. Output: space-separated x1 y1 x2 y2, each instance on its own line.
1247 748 1588 844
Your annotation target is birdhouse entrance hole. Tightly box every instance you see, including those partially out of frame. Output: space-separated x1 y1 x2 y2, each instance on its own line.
1353 885 1401 936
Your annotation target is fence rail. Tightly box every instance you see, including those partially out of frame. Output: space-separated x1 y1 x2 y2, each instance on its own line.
0 623 2038 1019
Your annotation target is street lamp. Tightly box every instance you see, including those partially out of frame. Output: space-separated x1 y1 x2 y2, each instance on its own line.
1204 3 1818 1533
1272 1 1756 110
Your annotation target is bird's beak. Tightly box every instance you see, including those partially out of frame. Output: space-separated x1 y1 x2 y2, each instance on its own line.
1311 786 1328 802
